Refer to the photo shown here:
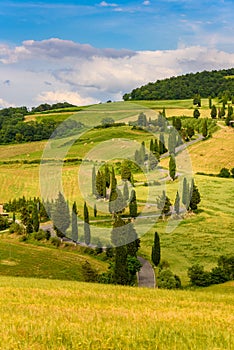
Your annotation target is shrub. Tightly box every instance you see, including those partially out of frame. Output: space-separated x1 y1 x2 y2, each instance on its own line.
9 222 23 235
0 216 9 230
32 230 46 241
81 261 98 282
187 264 211 287
218 167 230 178
50 236 61 247
157 269 181 289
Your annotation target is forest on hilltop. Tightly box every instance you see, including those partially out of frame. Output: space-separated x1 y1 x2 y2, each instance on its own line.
123 68 234 101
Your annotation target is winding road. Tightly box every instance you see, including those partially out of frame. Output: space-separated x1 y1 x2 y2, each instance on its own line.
137 256 156 288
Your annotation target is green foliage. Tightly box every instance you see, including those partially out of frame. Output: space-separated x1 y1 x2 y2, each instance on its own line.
123 181 129 201
129 190 138 218
72 201 78 242
81 261 98 282
124 68 234 100
169 154 176 180
211 105 217 119
157 191 171 216
151 232 161 266
32 204 39 232
84 202 91 245
188 256 234 287
189 180 201 211
218 167 230 178
174 191 180 215
52 192 70 238
202 119 208 138
121 160 132 182
9 222 23 235
157 269 181 289
193 108 200 119
0 216 9 230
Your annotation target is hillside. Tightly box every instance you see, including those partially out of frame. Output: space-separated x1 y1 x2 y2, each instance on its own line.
0 276 233 350
0 234 107 280
123 68 234 100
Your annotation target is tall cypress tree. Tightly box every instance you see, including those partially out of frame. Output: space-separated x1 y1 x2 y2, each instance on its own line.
129 189 138 218
211 105 217 119
189 180 201 211
72 201 78 242
169 154 176 180
150 139 154 153
52 192 70 238
105 164 110 188
121 160 132 182
182 178 188 207
168 130 176 155
32 204 39 232
94 204 97 218
202 119 208 138
96 170 103 197
159 133 167 155
123 181 129 202
84 202 91 245
92 166 96 195
174 191 180 215
151 232 161 266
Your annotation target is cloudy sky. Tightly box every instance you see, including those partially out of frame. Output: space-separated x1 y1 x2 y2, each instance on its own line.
0 0 234 107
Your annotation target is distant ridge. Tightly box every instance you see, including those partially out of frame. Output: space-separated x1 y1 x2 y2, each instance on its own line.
123 68 234 101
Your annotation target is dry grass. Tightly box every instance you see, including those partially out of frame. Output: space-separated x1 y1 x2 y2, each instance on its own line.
0 276 233 350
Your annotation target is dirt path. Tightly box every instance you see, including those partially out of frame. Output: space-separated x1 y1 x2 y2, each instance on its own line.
137 256 156 288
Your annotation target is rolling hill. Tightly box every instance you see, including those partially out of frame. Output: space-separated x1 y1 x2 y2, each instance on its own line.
123 68 234 100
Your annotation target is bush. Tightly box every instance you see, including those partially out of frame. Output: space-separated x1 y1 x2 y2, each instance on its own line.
9 222 23 235
81 261 98 282
32 230 46 241
50 236 61 247
218 167 230 178
188 264 211 287
0 216 9 230
157 269 181 289
45 230 51 240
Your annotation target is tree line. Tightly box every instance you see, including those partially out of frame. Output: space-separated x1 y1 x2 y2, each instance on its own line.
123 68 234 100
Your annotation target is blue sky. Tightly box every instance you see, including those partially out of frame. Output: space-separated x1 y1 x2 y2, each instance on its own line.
0 0 234 107
1 0 234 51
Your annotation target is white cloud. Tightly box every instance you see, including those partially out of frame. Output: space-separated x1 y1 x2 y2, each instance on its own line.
36 91 98 106
0 97 14 108
0 39 234 107
143 1 150 5
99 1 117 7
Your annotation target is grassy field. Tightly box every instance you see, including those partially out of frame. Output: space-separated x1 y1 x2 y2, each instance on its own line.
137 175 234 284
160 125 234 173
0 276 233 350
0 234 107 280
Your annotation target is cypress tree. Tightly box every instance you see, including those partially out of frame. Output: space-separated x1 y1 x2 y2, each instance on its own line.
105 164 110 188
211 105 217 119
123 181 129 201
150 139 154 153
32 204 39 232
182 178 188 207
121 160 132 182
96 170 103 197
126 223 140 257
159 133 167 155
102 176 107 198
140 141 146 164
129 189 138 218
149 152 158 171
94 204 97 218
151 232 161 266
169 154 176 180
228 104 233 117
92 166 96 195
72 201 78 242
52 192 70 238
209 96 212 109
174 191 180 215
202 119 208 138
193 108 200 119
84 202 91 245
189 180 201 211
111 216 129 285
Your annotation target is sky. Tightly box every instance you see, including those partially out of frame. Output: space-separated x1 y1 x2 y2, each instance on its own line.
0 0 234 107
